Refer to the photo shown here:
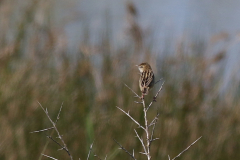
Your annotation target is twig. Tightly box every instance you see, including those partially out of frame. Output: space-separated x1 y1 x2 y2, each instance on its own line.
139 152 147 155
154 78 163 85
153 81 165 99
55 102 63 124
116 106 145 130
30 103 64 134
87 141 94 160
36 102 73 160
46 135 66 151
149 115 159 127
134 129 147 154
113 139 137 160
170 136 202 160
147 81 165 111
42 154 58 160
149 112 159 147
124 83 141 99
134 101 143 104
30 127 54 133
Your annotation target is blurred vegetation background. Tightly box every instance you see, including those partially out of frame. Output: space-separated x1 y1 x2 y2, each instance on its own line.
1 0 240 160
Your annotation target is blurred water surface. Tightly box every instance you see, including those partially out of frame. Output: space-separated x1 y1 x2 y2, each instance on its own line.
63 0 240 94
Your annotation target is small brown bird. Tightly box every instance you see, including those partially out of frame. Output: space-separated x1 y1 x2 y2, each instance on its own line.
136 63 155 99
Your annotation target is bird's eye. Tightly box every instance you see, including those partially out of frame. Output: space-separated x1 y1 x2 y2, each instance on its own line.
140 66 143 68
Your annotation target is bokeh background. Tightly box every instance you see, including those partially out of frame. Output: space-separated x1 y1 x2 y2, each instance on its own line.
1 0 240 159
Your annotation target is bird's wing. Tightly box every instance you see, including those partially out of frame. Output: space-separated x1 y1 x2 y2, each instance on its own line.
140 70 154 87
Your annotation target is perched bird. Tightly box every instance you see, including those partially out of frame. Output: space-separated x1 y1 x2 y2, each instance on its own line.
136 63 155 99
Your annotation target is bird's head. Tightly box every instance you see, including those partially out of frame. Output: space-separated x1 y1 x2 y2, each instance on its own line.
136 63 152 73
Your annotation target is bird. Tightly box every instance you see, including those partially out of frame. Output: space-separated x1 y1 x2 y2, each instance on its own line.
136 63 155 99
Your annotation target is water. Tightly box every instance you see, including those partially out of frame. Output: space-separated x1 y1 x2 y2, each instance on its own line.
62 0 240 95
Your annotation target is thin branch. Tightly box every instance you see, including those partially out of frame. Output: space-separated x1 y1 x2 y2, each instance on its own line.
151 138 159 141
147 81 165 111
113 139 137 160
171 136 202 160
124 83 141 99
37 102 73 160
134 101 143 104
87 141 94 160
116 106 145 130
149 115 159 127
141 100 151 160
134 129 147 154
41 154 58 160
30 127 54 133
55 102 63 124
46 135 65 151
139 152 147 155
153 81 165 99
149 112 159 147
154 78 163 85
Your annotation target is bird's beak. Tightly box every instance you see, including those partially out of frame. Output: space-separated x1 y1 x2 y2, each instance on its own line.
135 65 139 67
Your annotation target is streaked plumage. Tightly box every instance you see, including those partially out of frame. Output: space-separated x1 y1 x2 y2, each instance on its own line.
136 63 155 97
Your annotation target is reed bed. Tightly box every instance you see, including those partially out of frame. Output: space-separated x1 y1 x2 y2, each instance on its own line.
0 0 239 160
